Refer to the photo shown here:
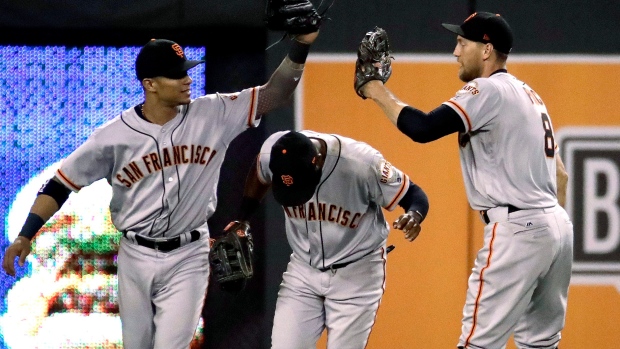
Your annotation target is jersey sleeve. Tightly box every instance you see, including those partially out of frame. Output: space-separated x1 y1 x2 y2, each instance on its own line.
442 78 500 133
218 86 261 128
191 86 261 145
367 152 410 212
56 129 112 192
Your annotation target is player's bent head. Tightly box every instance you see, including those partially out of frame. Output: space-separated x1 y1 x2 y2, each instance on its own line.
270 131 322 207
135 38 205 81
442 11 513 55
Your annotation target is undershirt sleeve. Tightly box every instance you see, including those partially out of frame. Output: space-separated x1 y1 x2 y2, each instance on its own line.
396 104 465 143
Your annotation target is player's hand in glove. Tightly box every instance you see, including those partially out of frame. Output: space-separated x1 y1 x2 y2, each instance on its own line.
354 26 394 99
265 0 322 35
393 210 423 242
209 221 254 293
2 236 32 276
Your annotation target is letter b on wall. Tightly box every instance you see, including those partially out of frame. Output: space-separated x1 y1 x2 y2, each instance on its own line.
559 127 620 283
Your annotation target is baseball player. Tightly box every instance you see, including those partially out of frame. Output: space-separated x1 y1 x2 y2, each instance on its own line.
358 12 574 349
2 30 319 349
234 130 429 348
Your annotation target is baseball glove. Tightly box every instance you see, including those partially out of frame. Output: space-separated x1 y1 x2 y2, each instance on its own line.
209 221 254 293
265 0 322 35
354 26 394 99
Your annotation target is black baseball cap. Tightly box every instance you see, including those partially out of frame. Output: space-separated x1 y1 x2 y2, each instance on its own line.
269 132 322 207
135 39 205 80
442 12 513 54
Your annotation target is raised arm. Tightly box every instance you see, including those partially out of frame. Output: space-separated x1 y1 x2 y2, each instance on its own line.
256 32 318 116
360 80 408 125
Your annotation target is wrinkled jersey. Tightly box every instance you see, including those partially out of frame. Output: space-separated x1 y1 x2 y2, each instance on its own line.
257 130 410 269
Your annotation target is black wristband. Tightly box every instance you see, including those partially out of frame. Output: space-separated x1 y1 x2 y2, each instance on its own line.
18 213 45 240
288 39 311 64
239 196 261 221
398 182 429 221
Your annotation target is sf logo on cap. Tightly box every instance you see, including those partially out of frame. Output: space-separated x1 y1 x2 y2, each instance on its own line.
281 175 294 186
171 43 184 58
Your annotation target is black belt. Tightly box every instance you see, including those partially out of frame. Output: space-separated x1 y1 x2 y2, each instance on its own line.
319 260 355 272
480 205 522 224
123 230 201 252
317 245 394 273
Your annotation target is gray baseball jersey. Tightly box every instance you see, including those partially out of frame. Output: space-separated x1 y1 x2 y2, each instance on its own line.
55 87 260 237
443 71 558 211
258 130 410 269
258 130 411 348
54 87 259 349
444 71 573 349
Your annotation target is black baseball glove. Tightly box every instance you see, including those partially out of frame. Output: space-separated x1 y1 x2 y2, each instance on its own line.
265 0 322 35
354 26 394 99
209 221 254 293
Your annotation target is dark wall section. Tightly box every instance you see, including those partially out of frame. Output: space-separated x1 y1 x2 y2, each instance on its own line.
0 0 265 28
475 0 619 54
310 0 470 53
4 1 616 53
309 0 619 54
201 35 270 349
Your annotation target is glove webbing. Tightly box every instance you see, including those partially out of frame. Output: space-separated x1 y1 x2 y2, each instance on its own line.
265 0 337 50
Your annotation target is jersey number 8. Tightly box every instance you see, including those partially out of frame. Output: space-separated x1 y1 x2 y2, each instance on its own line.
541 113 555 158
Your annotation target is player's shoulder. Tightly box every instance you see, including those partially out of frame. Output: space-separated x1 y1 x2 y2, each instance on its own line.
332 135 400 183
327 133 381 163
191 87 258 105
485 70 524 90
466 75 501 91
91 113 127 136
451 75 505 103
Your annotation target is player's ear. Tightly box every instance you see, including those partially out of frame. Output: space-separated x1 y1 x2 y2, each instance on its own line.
482 43 493 59
141 78 156 92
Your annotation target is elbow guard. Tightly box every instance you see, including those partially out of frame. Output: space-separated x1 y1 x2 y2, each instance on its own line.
38 178 72 208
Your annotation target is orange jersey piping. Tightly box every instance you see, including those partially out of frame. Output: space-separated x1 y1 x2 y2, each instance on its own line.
386 174 409 211
445 100 472 132
465 223 498 347
56 169 81 192
363 246 388 349
247 87 257 127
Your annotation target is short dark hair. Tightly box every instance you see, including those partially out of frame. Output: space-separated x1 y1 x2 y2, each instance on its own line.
495 50 508 63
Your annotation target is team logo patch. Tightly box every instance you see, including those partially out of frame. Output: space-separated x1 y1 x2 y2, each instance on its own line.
224 93 240 100
281 175 294 186
455 81 480 99
378 160 399 184
558 127 620 292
